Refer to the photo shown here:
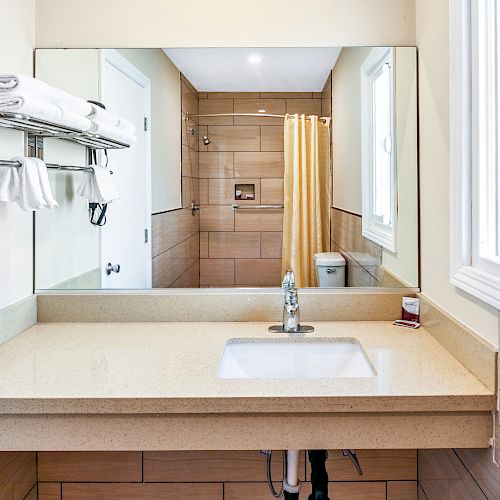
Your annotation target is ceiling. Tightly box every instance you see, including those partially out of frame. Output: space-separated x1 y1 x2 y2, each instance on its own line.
163 48 342 92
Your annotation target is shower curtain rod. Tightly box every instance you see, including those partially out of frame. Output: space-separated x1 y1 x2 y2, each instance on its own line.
185 112 329 122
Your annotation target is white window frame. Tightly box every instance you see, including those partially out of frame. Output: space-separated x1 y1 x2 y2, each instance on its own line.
361 47 398 253
450 0 500 309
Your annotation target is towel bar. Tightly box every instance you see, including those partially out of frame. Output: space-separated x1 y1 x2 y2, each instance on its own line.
232 203 284 210
0 159 94 172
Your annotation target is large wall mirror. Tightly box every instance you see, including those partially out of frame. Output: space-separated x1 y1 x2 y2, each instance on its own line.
33 47 418 290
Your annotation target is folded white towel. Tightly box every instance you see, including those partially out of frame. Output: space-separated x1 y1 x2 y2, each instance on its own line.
12 157 58 211
0 95 92 131
77 165 119 204
88 121 136 145
117 117 136 135
0 74 92 116
88 103 120 127
0 162 20 202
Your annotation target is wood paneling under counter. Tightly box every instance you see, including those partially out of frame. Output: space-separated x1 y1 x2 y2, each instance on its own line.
38 482 60 500
38 451 142 482
0 452 36 500
5 450 421 500
62 483 222 499
143 450 304 482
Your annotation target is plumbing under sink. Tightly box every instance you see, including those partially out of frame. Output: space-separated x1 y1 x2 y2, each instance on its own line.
218 337 376 379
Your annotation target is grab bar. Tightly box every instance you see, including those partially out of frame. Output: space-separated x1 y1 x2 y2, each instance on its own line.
232 203 284 210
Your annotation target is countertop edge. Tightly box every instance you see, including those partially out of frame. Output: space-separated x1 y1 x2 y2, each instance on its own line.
0 394 495 415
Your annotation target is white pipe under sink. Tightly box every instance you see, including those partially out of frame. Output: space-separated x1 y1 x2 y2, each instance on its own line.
286 449 300 487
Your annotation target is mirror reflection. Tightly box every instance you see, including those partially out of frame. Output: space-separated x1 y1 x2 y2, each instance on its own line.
32 47 418 290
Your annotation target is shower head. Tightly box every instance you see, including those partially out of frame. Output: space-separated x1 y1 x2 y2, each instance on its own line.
190 128 211 145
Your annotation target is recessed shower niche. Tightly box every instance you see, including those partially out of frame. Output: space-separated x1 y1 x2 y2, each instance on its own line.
234 183 256 201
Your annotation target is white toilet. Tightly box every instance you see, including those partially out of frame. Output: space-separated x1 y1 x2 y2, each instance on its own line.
314 252 346 287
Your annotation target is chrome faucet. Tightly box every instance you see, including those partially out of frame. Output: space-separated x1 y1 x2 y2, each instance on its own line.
269 270 314 334
282 271 300 333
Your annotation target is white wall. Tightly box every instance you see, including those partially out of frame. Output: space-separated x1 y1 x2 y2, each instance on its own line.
118 49 181 214
0 0 35 309
416 0 499 347
35 50 101 289
35 0 416 48
331 47 371 215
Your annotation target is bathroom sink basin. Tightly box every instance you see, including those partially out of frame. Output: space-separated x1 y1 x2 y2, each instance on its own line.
218 337 376 379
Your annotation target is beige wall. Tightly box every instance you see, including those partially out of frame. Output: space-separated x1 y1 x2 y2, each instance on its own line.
118 49 182 213
382 47 419 286
416 0 499 347
151 76 200 289
35 0 416 48
331 47 419 287
0 0 35 309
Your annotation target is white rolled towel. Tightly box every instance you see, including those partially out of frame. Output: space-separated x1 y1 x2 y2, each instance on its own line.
89 103 136 135
77 165 119 204
88 121 136 145
0 74 92 116
0 95 92 131
88 103 119 126
12 157 58 211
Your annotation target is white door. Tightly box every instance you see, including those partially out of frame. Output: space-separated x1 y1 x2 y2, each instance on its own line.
100 50 152 288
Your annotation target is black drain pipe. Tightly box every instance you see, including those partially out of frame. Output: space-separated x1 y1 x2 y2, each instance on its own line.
308 450 330 500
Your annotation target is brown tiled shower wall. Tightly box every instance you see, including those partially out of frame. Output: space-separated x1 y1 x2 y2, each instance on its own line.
151 75 200 288
151 74 382 289
198 91 325 287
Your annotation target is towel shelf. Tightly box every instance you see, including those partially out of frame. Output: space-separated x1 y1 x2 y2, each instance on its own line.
0 112 130 150
0 159 94 172
232 203 284 210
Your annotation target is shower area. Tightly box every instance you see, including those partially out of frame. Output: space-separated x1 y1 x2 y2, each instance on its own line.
151 79 334 289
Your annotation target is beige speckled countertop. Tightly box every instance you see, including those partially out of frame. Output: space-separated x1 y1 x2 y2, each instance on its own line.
0 321 494 415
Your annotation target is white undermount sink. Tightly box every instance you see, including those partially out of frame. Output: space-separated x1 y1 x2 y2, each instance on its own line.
218 337 376 379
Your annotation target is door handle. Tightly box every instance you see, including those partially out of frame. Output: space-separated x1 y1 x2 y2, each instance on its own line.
106 263 121 275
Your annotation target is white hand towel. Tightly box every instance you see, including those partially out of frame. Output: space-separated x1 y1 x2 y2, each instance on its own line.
34 158 58 209
13 157 58 211
0 162 20 202
0 74 92 116
77 166 119 204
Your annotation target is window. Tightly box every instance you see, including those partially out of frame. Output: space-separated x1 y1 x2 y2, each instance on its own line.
361 47 397 252
451 0 500 309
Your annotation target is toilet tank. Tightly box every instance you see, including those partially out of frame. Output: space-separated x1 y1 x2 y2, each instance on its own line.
314 252 346 287
347 252 380 287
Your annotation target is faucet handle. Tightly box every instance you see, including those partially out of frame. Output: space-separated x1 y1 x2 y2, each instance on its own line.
282 270 296 289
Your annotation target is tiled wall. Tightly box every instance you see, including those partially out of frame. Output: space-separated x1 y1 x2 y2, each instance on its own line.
29 450 417 499
198 92 323 287
151 75 200 288
330 208 405 288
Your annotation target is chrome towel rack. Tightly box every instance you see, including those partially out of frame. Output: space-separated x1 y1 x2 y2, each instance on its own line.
232 203 284 210
0 112 130 150
0 159 94 172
